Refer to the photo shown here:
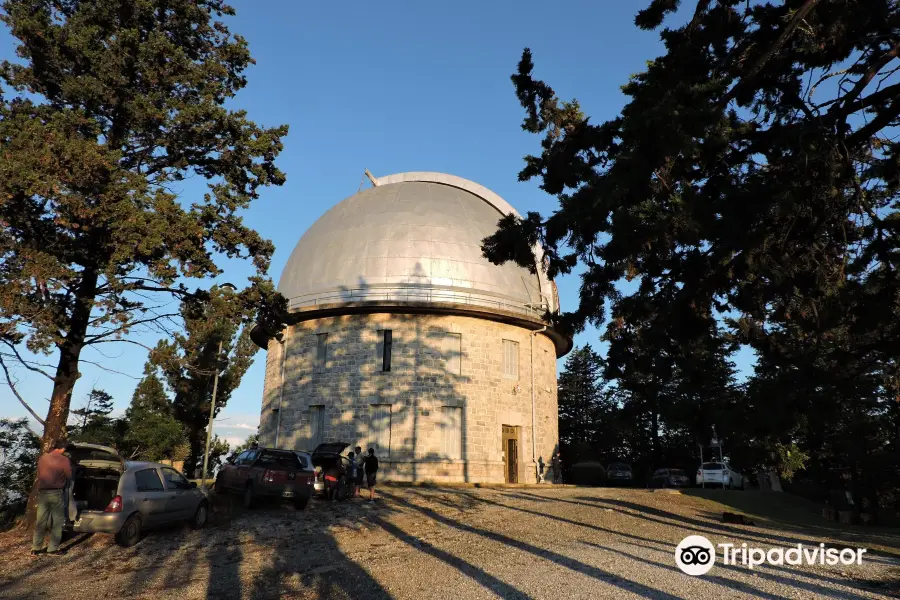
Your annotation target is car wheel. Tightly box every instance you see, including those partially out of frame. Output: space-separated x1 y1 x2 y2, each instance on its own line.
294 495 310 511
115 514 142 547
190 502 208 529
243 483 255 509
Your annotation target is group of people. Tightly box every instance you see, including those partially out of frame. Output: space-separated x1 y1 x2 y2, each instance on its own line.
336 446 379 501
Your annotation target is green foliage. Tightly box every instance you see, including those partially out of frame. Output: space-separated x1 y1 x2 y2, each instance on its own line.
775 443 810 483
205 434 230 478
486 1 900 509
122 372 186 462
68 388 124 447
150 287 260 474
124 411 186 462
0 418 39 527
558 345 619 462
126 371 171 418
0 0 288 464
232 433 259 455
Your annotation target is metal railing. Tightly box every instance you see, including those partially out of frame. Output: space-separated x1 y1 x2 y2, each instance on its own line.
286 285 547 318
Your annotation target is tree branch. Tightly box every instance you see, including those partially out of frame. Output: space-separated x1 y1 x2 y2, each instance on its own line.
0 339 55 381
84 313 180 344
835 40 900 115
0 354 47 427
726 0 821 102
847 99 900 146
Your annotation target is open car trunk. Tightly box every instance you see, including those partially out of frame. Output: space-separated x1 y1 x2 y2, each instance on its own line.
72 467 121 512
67 444 124 516
311 442 349 471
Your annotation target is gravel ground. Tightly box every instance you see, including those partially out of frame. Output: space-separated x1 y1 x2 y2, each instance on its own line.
1 486 899 599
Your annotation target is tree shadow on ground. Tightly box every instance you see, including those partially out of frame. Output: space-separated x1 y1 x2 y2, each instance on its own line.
377 489 683 599
451 487 891 596
589 539 881 600
364 509 533 599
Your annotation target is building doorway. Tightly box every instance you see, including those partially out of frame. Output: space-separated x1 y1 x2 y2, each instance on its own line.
502 425 519 483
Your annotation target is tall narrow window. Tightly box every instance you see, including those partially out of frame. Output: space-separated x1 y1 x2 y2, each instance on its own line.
309 405 325 448
503 339 519 379
443 332 461 375
441 406 462 459
377 329 392 372
315 333 328 374
369 404 391 458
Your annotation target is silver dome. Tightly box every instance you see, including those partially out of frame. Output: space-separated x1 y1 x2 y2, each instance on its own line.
278 172 557 318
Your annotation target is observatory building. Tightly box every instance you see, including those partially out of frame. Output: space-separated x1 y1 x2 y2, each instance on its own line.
254 172 572 483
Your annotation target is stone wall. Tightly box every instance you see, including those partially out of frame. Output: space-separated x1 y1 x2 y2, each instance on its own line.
258 312 559 483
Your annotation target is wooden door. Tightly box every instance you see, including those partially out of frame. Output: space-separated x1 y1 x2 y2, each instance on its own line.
502 425 518 484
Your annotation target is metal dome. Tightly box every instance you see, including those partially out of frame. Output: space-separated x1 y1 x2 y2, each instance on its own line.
278 172 557 318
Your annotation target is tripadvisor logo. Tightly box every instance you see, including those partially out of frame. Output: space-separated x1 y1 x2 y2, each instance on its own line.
675 535 868 576
675 535 716 575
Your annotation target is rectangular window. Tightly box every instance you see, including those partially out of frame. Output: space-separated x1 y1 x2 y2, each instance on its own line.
257 451 302 469
135 469 164 492
503 339 519 379
162 467 190 490
369 404 392 458
309 405 325 448
295 452 309 470
443 332 461 375
441 406 462 460
315 333 328 373
377 329 392 372
239 450 259 466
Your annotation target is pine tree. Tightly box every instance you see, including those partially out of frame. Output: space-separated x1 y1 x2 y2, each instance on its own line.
68 388 122 446
483 1 900 505
557 345 618 464
122 369 186 462
151 287 258 475
0 0 287 523
558 345 602 448
126 372 171 419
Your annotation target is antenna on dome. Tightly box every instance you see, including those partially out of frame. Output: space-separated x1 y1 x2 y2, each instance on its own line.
357 169 380 193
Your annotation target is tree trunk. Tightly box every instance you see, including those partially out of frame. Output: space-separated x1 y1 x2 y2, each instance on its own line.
849 461 862 523
23 269 98 529
184 427 205 479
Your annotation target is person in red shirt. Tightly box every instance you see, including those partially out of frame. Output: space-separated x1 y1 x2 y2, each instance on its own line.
31 440 72 556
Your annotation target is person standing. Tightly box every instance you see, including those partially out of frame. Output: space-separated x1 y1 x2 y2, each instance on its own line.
347 451 357 498
362 448 379 501
31 440 72 556
353 446 364 497
550 453 561 484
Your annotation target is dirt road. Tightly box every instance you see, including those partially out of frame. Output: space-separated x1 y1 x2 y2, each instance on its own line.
2 486 898 599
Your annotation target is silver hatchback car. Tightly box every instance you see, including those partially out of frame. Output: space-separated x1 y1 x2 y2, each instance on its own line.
66 443 209 546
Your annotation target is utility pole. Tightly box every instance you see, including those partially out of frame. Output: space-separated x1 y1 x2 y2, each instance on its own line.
201 282 237 489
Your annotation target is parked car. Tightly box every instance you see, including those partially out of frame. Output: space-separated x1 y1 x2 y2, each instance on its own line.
65 443 208 547
650 468 692 488
606 462 634 485
215 447 314 509
696 461 744 489
309 442 351 500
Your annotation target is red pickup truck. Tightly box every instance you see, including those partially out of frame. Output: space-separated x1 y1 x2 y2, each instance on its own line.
215 447 314 509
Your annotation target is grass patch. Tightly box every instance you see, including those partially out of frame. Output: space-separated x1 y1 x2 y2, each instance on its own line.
683 489 900 559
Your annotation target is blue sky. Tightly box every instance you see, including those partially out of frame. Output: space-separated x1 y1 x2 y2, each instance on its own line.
0 1 755 447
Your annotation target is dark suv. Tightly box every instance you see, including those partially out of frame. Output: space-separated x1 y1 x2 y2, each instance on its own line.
215 448 314 509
